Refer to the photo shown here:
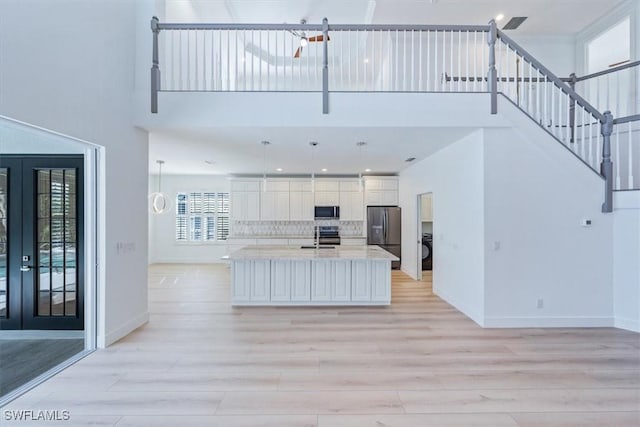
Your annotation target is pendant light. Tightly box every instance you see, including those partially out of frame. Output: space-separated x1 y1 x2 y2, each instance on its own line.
309 141 318 193
356 142 366 192
261 140 270 192
149 160 170 214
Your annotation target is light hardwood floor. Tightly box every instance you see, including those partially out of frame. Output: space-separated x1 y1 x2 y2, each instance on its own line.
4 265 640 426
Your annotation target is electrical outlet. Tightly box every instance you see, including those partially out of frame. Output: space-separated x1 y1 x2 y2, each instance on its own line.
537 298 544 309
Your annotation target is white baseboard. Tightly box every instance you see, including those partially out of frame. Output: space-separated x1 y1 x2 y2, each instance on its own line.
434 287 484 327
483 316 614 328
101 311 149 347
614 316 640 332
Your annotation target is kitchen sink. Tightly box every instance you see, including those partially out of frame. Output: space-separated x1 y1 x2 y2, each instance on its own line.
300 246 336 249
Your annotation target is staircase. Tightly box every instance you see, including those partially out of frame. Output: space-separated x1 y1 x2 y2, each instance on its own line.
149 17 639 211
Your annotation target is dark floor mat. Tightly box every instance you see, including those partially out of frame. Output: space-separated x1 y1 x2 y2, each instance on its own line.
0 339 84 396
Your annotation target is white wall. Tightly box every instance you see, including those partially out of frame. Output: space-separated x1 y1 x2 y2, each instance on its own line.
512 35 576 77
399 130 486 325
0 0 152 347
148 174 231 264
612 191 640 332
483 122 613 327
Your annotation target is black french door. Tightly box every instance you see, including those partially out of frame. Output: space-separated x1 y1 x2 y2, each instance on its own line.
0 155 84 330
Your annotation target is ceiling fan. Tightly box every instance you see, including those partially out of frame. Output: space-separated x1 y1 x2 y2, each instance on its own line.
288 19 330 58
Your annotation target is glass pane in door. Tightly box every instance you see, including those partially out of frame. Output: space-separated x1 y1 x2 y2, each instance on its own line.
0 169 7 317
37 169 77 318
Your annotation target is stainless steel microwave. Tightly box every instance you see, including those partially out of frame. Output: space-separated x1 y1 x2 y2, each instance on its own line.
314 206 340 219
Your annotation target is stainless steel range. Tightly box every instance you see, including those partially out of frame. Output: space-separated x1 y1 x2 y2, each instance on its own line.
315 225 341 246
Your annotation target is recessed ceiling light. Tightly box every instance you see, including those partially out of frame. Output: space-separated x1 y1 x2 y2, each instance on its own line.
405 157 416 163
276 168 283 172
495 13 505 22
321 168 328 172
365 168 372 172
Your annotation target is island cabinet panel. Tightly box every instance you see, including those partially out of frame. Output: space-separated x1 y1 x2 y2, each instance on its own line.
270 260 291 301
250 260 271 302
331 260 352 301
232 261 252 302
351 260 372 302
311 260 332 301
371 261 392 302
290 260 312 301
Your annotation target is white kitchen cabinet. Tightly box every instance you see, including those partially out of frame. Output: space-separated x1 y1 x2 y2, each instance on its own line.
270 260 291 301
339 180 361 192
290 260 311 301
290 191 314 221
311 260 332 301
250 260 271 302
339 191 364 221
231 191 260 221
371 261 392 302
421 194 433 222
290 181 312 192
261 191 290 220
231 260 252 302
315 180 340 192
315 191 340 206
365 177 399 206
331 260 352 301
351 260 371 302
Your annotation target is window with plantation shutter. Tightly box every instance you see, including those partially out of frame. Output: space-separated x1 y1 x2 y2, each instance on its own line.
176 192 230 242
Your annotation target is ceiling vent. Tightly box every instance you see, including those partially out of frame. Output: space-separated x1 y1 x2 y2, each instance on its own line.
502 17 528 30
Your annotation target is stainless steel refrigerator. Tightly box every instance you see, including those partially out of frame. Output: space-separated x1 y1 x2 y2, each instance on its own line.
367 206 401 269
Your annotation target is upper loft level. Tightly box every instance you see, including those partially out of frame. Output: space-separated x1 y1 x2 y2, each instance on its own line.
140 0 639 198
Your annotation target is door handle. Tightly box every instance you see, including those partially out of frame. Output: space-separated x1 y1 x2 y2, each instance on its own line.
20 265 32 272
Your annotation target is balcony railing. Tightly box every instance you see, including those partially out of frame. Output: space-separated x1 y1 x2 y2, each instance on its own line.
150 17 640 207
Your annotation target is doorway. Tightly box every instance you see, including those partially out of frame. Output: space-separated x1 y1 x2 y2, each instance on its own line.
0 155 84 331
416 193 433 281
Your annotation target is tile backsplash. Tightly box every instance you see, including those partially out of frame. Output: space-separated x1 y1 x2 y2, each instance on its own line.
231 220 364 237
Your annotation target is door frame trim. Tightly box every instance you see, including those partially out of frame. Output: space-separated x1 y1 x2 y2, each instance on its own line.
0 115 102 350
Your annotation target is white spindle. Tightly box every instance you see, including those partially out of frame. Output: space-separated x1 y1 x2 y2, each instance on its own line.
628 121 634 189
458 30 462 92
426 30 431 91
615 124 621 189
372 30 376 90
434 30 438 91
465 31 469 92
419 30 423 91
410 30 414 91
580 107 586 160
449 30 454 92
441 29 446 91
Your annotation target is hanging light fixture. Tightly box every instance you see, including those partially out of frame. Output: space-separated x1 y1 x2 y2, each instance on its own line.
149 160 171 214
261 140 270 192
309 141 318 193
356 142 366 192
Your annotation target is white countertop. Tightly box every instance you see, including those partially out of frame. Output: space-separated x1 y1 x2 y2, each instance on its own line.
228 245 399 261
228 236 366 240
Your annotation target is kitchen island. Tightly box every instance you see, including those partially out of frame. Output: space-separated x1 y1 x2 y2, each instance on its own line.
228 245 399 305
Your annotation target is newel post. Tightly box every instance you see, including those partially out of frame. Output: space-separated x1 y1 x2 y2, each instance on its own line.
601 111 614 213
151 16 161 114
322 17 330 114
488 19 498 114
